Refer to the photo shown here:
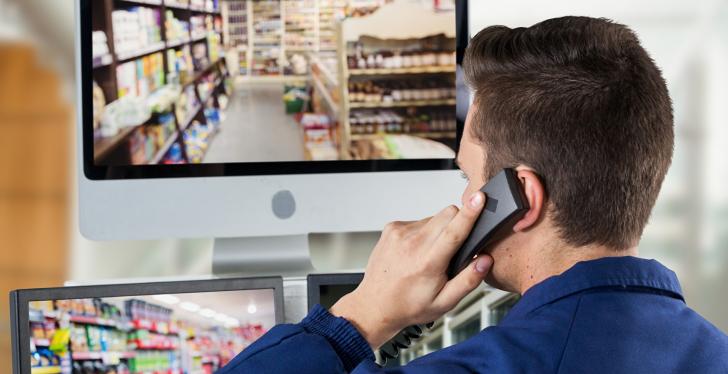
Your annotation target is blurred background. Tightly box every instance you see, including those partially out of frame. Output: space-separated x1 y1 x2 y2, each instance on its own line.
0 0 726 371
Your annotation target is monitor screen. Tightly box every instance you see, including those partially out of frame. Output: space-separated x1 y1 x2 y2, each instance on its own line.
11 277 283 374
307 273 406 368
307 273 363 310
81 0 464 179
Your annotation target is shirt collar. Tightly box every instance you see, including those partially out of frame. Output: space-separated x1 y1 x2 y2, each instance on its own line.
506 256 684 320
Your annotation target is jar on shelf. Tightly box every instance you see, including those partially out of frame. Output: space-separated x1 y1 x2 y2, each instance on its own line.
411 51 424 67
392 51 403 69
391 84 402 102
438 51 452 66
366 54 376 68
402 52 413 68
375 53 385 68
423 49 437 67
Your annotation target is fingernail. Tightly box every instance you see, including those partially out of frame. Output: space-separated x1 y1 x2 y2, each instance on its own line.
469 192 484 208
475 256 491 273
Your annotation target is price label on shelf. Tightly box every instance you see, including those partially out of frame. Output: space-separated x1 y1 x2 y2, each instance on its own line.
102 352 121 366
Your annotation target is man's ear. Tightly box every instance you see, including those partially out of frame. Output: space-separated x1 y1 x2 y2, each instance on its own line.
512 168 545 232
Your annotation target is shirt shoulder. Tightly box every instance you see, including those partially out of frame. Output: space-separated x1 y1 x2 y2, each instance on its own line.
558 288 728 373
407 295 583 373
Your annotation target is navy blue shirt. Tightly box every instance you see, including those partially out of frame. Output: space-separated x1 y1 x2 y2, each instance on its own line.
219 257 728 373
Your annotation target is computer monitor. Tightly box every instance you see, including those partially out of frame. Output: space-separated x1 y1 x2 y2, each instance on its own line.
306 273 364 355
307 273 364 311
10 276 284 374
76 0 470 273
308 272 427 367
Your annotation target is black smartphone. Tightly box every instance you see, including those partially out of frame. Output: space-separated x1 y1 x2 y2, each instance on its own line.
447 168 530 278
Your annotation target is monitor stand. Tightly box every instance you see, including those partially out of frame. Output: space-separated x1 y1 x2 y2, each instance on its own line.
212 234 315 277
212 235 315 323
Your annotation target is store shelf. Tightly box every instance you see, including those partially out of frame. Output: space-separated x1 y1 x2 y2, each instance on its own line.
92 54 113 69
182 60 222 88
191 32 208 42
135 342 178 350
180 105 203 131
286 46 315 52
72 351 136 361
166 37 190 48
33 338 51 346
349 98 456 109
118 0 163 5
150 133 179 164
350 132 456 140
164 0 189 10
116 41 166 62
191 6 221 15
311 73 339 117
131 319 180 335
235 75 307 84
29 309 58 322
310 55 338 88
348 66 456 76
70 315 120 328
31 367 62 374
94 127 138 161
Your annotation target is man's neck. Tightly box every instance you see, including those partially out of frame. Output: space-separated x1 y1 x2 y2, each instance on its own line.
517 242 638 294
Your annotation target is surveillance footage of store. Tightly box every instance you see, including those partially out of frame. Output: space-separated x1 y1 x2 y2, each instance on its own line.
26 289 276 374
91 0 458 166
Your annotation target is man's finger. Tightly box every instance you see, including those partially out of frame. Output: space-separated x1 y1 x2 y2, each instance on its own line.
427 191 486 266
432 255 493 313
422 205 460 239
410 216 433 229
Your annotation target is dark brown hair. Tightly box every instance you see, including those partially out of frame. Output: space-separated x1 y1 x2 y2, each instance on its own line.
463 16 674 249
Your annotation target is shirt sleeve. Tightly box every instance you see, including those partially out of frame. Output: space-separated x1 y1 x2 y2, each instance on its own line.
218 305 477 374
216 304 375 373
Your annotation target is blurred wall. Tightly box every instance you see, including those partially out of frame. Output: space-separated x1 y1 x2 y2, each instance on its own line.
0 1 74 371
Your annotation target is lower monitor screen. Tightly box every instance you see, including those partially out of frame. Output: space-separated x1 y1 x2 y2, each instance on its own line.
26 289 275 373
88 0 459 167
318 284 358 310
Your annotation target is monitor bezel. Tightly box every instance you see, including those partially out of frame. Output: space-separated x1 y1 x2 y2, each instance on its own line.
79 0 462 181
10 276 285 374
306 273 364 310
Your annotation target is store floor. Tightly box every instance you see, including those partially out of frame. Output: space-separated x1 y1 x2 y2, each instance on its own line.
205 81 305 163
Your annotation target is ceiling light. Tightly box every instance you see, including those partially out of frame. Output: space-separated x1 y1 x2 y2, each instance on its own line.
180 302 200 312
199 308 216 318
214 313 229 322
152 294 180 305
225 318 240 328
247 304 257 314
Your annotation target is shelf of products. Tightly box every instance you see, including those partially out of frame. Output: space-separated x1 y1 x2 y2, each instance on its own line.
112 6 163 60
348 65 455 75
309 10 457 160
283 1 317 50
92 0 228 165
251 0 282 76
30 367 62 374
349 108 456 136
27 293 266 374
318 0 347 51
226 0 347 80
225 0 249 75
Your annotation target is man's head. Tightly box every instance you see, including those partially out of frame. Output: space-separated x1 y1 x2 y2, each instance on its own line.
456 16 674 291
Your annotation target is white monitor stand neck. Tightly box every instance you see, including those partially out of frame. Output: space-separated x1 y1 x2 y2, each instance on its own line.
212 235 315 277
212 235 315 323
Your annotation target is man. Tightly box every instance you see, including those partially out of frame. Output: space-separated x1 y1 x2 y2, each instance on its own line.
220 16 728 373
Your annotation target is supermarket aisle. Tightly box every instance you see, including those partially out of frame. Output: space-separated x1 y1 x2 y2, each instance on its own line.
205 81 305 162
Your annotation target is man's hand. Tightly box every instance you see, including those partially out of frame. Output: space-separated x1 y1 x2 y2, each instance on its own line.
330 191 493 349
